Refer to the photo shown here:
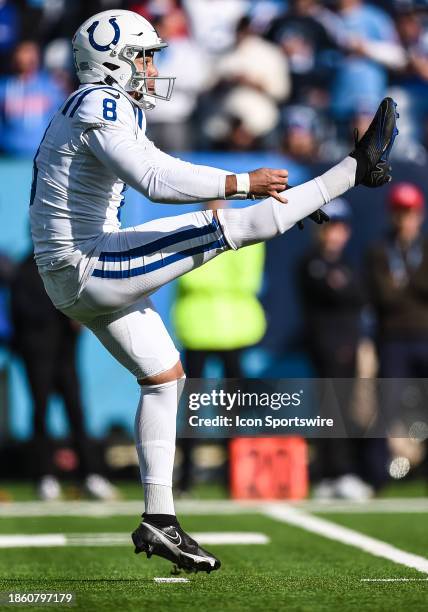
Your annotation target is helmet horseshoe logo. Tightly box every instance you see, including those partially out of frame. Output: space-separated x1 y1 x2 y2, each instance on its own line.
87 18 121 52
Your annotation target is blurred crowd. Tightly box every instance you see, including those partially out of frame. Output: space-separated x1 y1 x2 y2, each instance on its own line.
1 0 427 499
2 182 428 499
3 0 428 159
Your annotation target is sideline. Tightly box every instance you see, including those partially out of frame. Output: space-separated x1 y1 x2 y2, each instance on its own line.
0 498 426 517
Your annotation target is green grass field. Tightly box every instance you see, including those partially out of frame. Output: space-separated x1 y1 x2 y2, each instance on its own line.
0 485 427 611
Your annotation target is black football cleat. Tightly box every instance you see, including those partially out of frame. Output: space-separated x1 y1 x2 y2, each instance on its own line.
350 97 399 188
132 520 221 574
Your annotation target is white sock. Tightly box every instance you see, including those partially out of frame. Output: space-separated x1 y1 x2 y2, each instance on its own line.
320 156 356 200
134 377 185 515
218 157 357 249
144 483 175 515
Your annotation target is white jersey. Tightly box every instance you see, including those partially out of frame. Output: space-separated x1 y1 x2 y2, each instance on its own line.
30 83 230 274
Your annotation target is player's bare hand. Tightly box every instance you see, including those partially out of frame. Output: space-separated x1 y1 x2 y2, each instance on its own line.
249 168 288 203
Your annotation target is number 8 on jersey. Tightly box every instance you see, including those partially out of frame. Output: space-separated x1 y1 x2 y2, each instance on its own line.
103 98 117 121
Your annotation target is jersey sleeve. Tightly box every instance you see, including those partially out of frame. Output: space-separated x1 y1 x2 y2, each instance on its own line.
78 89 230 203
72 86 137 136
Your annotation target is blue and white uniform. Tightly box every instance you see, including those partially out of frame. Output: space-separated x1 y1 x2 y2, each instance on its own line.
30 84 230 378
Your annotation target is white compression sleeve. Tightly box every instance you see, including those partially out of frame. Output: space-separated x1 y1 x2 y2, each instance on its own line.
84 127 230 203
218 157 357 249
135 377 185 515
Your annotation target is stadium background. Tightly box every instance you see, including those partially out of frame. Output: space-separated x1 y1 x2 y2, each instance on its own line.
0 0 427 490
2 160 428 442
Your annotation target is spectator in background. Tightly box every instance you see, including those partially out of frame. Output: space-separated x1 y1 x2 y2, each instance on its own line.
366 183 428 483
214 115 265 151
367 183 428 377
0 252 13 440
247 0 285 34
266 0 338 107
128 1 152 19
10 254 118 501
129 0 177 20
182 0 249 56
0 253 14 346
0 0 20 76
280 103 357 163
43 38 76 95
298 199 372 500
204 16 290 149
390 3 428 157
172 200 266 492
281 105 321 163
145 5 212 151
330 0 406 124
0 40 65 157
298 199 363 380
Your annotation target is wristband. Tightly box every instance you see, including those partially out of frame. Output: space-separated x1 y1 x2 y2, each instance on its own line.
236 172 250 197
227 173 250 200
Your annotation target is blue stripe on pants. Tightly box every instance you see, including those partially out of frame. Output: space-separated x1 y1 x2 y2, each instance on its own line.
92 237 225 279
98 218 220 263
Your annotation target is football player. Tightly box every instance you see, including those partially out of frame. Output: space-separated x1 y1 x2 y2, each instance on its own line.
29 9 398 573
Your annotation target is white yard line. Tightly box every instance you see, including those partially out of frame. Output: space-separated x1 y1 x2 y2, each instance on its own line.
0 500 255 517
0 498 426 517
0 534 67 548
154 577 189 583
186 532 269 545
290 499 428 514
361 578 428 582
263 504 428 575
0 532 269 548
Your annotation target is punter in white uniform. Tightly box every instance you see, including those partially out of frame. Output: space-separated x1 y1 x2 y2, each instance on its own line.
29 9 398 572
